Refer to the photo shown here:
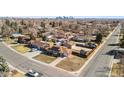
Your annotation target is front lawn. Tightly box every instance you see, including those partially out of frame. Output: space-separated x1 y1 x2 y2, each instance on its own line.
56 55 86 71
33 54 57 64
111 63 124 77
10 70 24 77
12 45 31 53
4 37 15 44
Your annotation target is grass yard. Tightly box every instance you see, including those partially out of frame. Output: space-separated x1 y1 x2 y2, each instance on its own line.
56 55 87 71
48 41 54 47
12 45 31 53
4 37 15 44
111 63 124 77
33 54 57 64
10 70 24 77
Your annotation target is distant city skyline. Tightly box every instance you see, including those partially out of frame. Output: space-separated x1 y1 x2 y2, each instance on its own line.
1 16 124 19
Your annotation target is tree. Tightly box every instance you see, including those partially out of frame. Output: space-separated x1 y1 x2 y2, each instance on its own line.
1 25 5 34
59 21 62 26
41 22 45 28
19 28 23 34
119 32 124 47
52 22 55 27
1 24 12 37
20 19 25 25
42 35 47 41
120 36 124 48
0 56 9 77
96 33 102 43
5 19 10 26
10 21 18 31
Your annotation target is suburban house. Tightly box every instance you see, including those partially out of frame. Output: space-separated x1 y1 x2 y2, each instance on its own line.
54 31 65 39
46 46 61 57
29 40 50 50
60 46 72 57
71 35 89 43
113 48 124 59
120 55 124 64
11 33 25 39
76 42 97 49
72 45 92 58
17 36 31 44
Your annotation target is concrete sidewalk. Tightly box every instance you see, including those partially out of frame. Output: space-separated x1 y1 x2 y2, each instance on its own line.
24 51 41 58
50 57 66 66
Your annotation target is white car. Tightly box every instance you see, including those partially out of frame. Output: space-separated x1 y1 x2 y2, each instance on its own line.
26 70 41 77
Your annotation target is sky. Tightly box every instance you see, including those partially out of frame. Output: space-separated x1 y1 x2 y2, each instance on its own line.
1 16 124 19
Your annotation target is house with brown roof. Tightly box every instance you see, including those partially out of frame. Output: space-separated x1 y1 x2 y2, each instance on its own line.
29 40 50 50
72 45 93 58
17 36 30 44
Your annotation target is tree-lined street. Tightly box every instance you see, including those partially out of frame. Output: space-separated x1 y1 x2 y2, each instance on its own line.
79 23 121 77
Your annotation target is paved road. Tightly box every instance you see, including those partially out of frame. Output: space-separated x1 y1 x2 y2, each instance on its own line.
0 23 121 77
0 42 74 77
79 23 121 77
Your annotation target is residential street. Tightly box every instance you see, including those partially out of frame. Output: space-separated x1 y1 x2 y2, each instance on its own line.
0 22 121 77
79 23 121 77
0 42 74 77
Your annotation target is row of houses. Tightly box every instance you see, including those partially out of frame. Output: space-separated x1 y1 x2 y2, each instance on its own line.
11 33 97 58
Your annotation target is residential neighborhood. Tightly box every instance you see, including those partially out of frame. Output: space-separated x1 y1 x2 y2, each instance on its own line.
0 16 123 77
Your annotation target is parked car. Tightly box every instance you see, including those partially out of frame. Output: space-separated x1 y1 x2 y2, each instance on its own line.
25 70 43 77
52 51 60 57
47 49 53 55
87 43 97 49
80 50 87 56
76 43 85 47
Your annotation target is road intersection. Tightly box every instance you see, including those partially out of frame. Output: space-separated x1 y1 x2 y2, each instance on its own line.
0 23 121 77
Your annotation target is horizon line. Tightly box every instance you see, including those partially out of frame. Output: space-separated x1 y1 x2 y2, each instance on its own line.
1 16 124 19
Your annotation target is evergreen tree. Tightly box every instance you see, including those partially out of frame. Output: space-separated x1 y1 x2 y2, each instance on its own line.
96 33 102 43
0 56 9 77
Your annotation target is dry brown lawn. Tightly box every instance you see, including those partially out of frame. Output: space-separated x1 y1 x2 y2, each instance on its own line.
12 45 31 53
33 54 57 64
10 70 24 77
111 63 124 77
4 37 15 45
56 55 87 71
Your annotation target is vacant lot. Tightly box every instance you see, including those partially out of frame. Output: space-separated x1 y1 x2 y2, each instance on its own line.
111 63 124 77
12 45 31 53
56 55 86 71
33 54 57 64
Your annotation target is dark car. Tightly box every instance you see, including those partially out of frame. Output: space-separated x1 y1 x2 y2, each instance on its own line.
52 51 60 57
